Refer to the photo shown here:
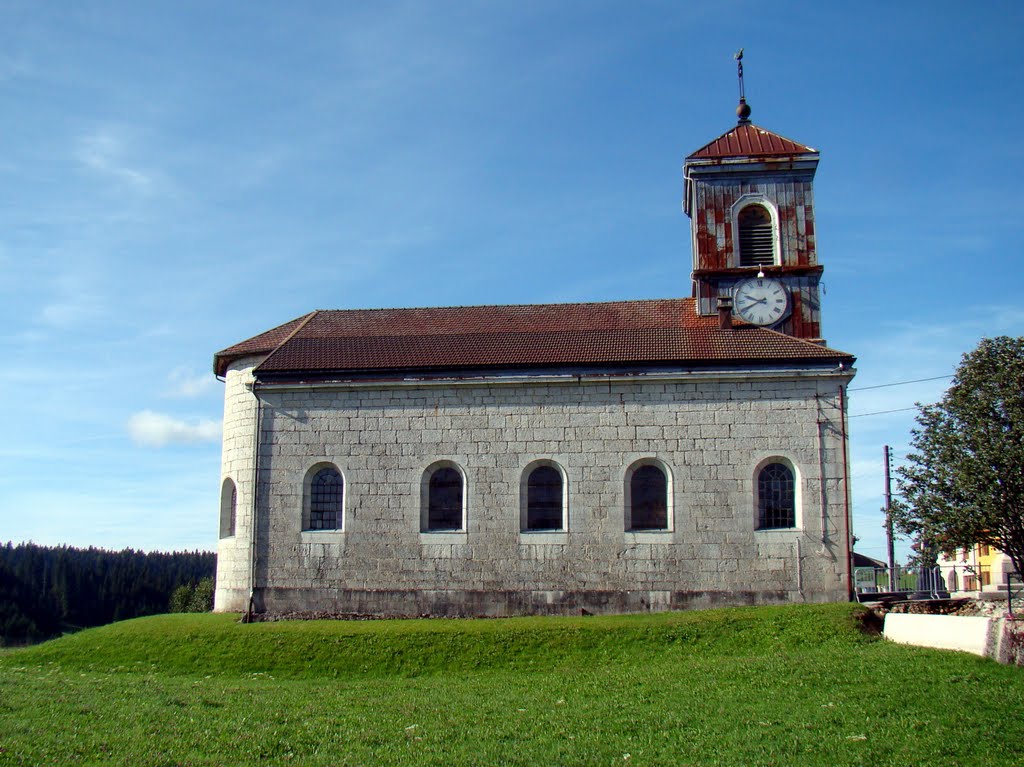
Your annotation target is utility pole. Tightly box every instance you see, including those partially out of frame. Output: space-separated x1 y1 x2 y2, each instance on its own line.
883 445 896 592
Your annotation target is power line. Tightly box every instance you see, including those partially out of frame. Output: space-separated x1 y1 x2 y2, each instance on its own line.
849 406 919 419
846 375 953 417
849 374 952 392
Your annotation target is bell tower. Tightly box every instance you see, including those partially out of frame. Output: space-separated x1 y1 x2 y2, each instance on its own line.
683 52 824 342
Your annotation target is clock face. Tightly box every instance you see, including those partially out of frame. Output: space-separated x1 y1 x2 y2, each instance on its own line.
733 278 789 326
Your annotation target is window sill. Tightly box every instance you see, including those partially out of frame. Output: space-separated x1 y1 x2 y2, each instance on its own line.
624 530 673 542
419 531 467 545
519 531 568 544
300 530 345 542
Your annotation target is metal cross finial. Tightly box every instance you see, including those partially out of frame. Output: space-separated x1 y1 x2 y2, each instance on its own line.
734 48 751 124
735 48 745 100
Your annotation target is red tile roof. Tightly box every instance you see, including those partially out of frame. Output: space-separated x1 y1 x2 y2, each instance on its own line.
213 299 853 378
687 123 817 160
213 313 314 363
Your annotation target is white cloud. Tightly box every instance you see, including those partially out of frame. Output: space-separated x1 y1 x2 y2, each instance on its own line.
166 367 217 398
127 410 221 447
38 296 102 328
76 128 154 192
33 266 109 331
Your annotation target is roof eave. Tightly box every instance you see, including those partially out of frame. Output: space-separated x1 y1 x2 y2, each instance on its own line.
213 311 320 377
214 350 268 378
252 355 856 384
684 154 819 177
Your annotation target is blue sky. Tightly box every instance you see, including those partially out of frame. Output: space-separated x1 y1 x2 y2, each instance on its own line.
1 2 1021 562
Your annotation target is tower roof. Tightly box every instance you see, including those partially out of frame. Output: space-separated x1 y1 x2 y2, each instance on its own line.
686 123 817 161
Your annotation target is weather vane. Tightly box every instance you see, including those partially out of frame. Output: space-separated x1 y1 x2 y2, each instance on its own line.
734 48 751 124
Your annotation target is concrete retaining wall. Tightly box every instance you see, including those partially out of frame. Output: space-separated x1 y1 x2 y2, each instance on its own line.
884 613 994 656
883 613 1024 665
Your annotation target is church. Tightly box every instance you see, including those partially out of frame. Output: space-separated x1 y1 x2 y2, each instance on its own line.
212 83 857 617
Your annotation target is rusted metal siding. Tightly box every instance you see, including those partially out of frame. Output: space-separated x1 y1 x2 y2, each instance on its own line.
786 285 822 342
697 274 822 342
687 170 824 342
690 174 817 271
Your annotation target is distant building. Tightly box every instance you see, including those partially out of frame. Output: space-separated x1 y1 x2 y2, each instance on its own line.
852 552 886 570
212 89 856 617
938 544 1016 595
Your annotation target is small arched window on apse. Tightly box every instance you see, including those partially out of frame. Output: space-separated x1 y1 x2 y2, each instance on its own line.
756 461 796 530
625 460 671 531
422 462 465 532
304 464 343 531
737 204 776 267
219 478 237 539
522 461 566 532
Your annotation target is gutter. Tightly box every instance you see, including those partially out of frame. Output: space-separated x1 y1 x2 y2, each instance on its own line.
251 366 857 392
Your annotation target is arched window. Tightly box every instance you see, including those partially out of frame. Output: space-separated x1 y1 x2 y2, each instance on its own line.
737 204 775 267
627 462 669 531
219 478 237 539
306 466 343 531
523 463 565 531
946 568 959 593
424 464 464 532
757 462 795 529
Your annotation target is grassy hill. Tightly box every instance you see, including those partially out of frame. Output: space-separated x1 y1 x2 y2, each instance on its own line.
1 603 1021 765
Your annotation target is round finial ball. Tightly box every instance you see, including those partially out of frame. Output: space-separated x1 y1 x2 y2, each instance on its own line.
736 99 751 121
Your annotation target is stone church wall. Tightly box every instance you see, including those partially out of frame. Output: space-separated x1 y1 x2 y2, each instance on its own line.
215 358 853 616
213 357 260 612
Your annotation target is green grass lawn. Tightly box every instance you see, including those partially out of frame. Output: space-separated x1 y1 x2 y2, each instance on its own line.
0 603 1021 766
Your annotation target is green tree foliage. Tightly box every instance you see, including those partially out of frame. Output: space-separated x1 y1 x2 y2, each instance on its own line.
191 577 215 612
904 538 940 569
0 559 62 645
169 584 192 613
894 336 1024 576
0 542 215 646
169 577 215 613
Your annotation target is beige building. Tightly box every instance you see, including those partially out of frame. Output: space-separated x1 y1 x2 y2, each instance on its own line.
938 544 1017 595
212 101 856 617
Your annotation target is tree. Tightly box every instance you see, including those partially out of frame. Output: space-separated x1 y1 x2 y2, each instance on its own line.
904 537 940 569
169 583 193 613
189 577 215 613
0 542 216 645
894 336 1024 577
169 578 215 613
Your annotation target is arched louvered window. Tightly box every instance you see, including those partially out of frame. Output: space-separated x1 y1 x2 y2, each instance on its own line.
524 463 564 531
306 466 343 531
757 462 795 529
737 204 775 267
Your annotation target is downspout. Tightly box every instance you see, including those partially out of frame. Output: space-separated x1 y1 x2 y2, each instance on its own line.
245 381 264 622
838 381 853 601
240 312 313 622
795 537 804 599
816 396 829 545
